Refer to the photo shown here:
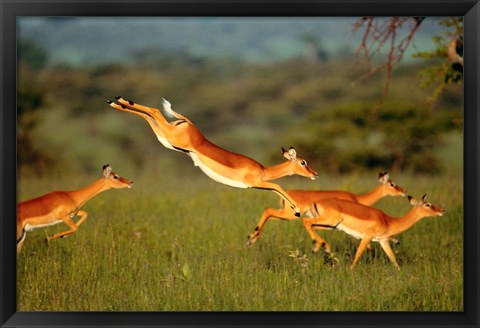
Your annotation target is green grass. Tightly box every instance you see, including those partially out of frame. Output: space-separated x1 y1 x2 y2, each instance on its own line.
17 170 463 311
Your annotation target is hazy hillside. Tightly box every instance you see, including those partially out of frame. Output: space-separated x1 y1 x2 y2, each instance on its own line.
18 17 445 67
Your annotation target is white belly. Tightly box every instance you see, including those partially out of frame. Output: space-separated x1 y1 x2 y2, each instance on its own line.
154 132 250 189
336 223 364 240
24 220 63 232
188 152 250 189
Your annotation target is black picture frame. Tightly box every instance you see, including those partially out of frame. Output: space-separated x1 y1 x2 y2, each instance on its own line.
1 1 479 327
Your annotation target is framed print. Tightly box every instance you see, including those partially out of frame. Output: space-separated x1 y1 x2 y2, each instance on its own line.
1 0 479 327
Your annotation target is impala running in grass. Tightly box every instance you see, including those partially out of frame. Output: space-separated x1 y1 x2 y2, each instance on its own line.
108 97 318 215
304 194 445 270
247 172 406 246
17 165 133 254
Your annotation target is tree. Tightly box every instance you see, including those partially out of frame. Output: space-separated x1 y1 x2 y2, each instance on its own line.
18 39 49 69
353 17 463 105
18 40 53 173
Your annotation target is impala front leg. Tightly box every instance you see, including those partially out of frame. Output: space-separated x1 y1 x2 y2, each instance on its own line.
46 210 88 242
247 207 298 246
253 181 300 216
114 97 168 122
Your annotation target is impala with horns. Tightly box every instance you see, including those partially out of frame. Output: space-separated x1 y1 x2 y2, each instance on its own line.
304 194 444 270
17 165 133 254
108 97 318 215
247 172 406 247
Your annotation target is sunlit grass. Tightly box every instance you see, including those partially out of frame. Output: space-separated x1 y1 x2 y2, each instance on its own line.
17 170 463 311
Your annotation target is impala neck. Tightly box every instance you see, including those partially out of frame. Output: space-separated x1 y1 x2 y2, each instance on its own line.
262 161 294 181
356 185 385 206
386 209 425 236
69 178 109 209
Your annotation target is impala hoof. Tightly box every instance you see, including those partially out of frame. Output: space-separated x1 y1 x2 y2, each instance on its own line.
311 240 322 253
290 206 301 217
323 253 338 266
246 234 257 246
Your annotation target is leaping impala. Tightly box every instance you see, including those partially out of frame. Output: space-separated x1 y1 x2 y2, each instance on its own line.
17 165 133 254
304 194 445 270
108 97 318 215
247 172 406 247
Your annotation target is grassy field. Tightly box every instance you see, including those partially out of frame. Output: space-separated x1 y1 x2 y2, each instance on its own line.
16 161 463 312
16 18 464 313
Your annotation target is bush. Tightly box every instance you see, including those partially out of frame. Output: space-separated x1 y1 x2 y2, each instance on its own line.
296 101 461 174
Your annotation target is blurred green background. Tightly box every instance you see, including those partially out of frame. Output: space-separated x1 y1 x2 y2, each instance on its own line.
17 17 462 181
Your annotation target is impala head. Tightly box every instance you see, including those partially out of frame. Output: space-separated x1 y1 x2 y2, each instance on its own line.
102 164 134 189
378 171 406 197
282 146 318 180
408 194 445 217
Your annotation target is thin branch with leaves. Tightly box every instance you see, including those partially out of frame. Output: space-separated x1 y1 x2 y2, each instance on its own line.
353 16 463 107
352 17 425 100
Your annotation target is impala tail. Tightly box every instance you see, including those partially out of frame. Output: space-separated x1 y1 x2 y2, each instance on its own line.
161 98 183 120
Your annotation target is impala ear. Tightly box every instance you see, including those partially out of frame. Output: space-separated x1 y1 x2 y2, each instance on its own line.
103 164 112 177
422 194 427 202
378 172 389 185
408 195 418 206
282 147 296 161
288 147 297 161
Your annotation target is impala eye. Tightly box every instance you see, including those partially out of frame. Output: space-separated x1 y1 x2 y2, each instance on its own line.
300 160 307 166
390 182 395 187
114 175 119 180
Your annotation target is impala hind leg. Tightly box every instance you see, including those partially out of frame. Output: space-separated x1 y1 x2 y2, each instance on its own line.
247 206 298 246
302 217 332 253
115 97 191 126
114 97 168 120
109 97 204 151
17 219 27 254
253 181 300 216
46 210 88 242
108 100 158 124
107 100 174 147
17 230 26 254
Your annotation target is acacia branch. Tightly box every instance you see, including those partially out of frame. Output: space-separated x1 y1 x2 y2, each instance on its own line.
352 17 424 100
